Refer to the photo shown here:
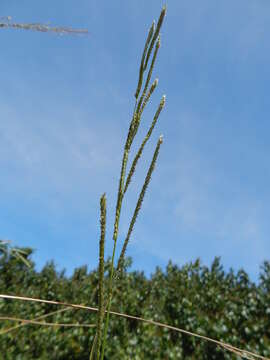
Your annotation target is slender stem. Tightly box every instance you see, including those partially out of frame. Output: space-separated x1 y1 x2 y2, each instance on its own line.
89 335 97 360
0 307 71 335
99 242 117 360
94 194 106 360
0 316 95 328
100 101 138 359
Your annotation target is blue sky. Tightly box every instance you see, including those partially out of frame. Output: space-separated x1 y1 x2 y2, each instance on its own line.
1 0 270 280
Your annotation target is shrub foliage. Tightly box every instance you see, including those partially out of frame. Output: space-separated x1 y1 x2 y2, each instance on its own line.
0 251 270 359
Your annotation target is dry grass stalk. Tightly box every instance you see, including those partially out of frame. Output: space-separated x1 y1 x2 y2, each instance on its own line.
0 294 268 360
0 316 95 328
0 307 71 335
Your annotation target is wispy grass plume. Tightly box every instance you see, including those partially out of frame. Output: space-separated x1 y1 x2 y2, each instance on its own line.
0 16 88 35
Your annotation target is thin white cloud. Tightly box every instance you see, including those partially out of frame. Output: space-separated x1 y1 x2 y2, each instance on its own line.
0 101 122 194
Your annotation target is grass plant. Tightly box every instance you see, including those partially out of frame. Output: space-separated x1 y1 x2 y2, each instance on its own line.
90 5 167 360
